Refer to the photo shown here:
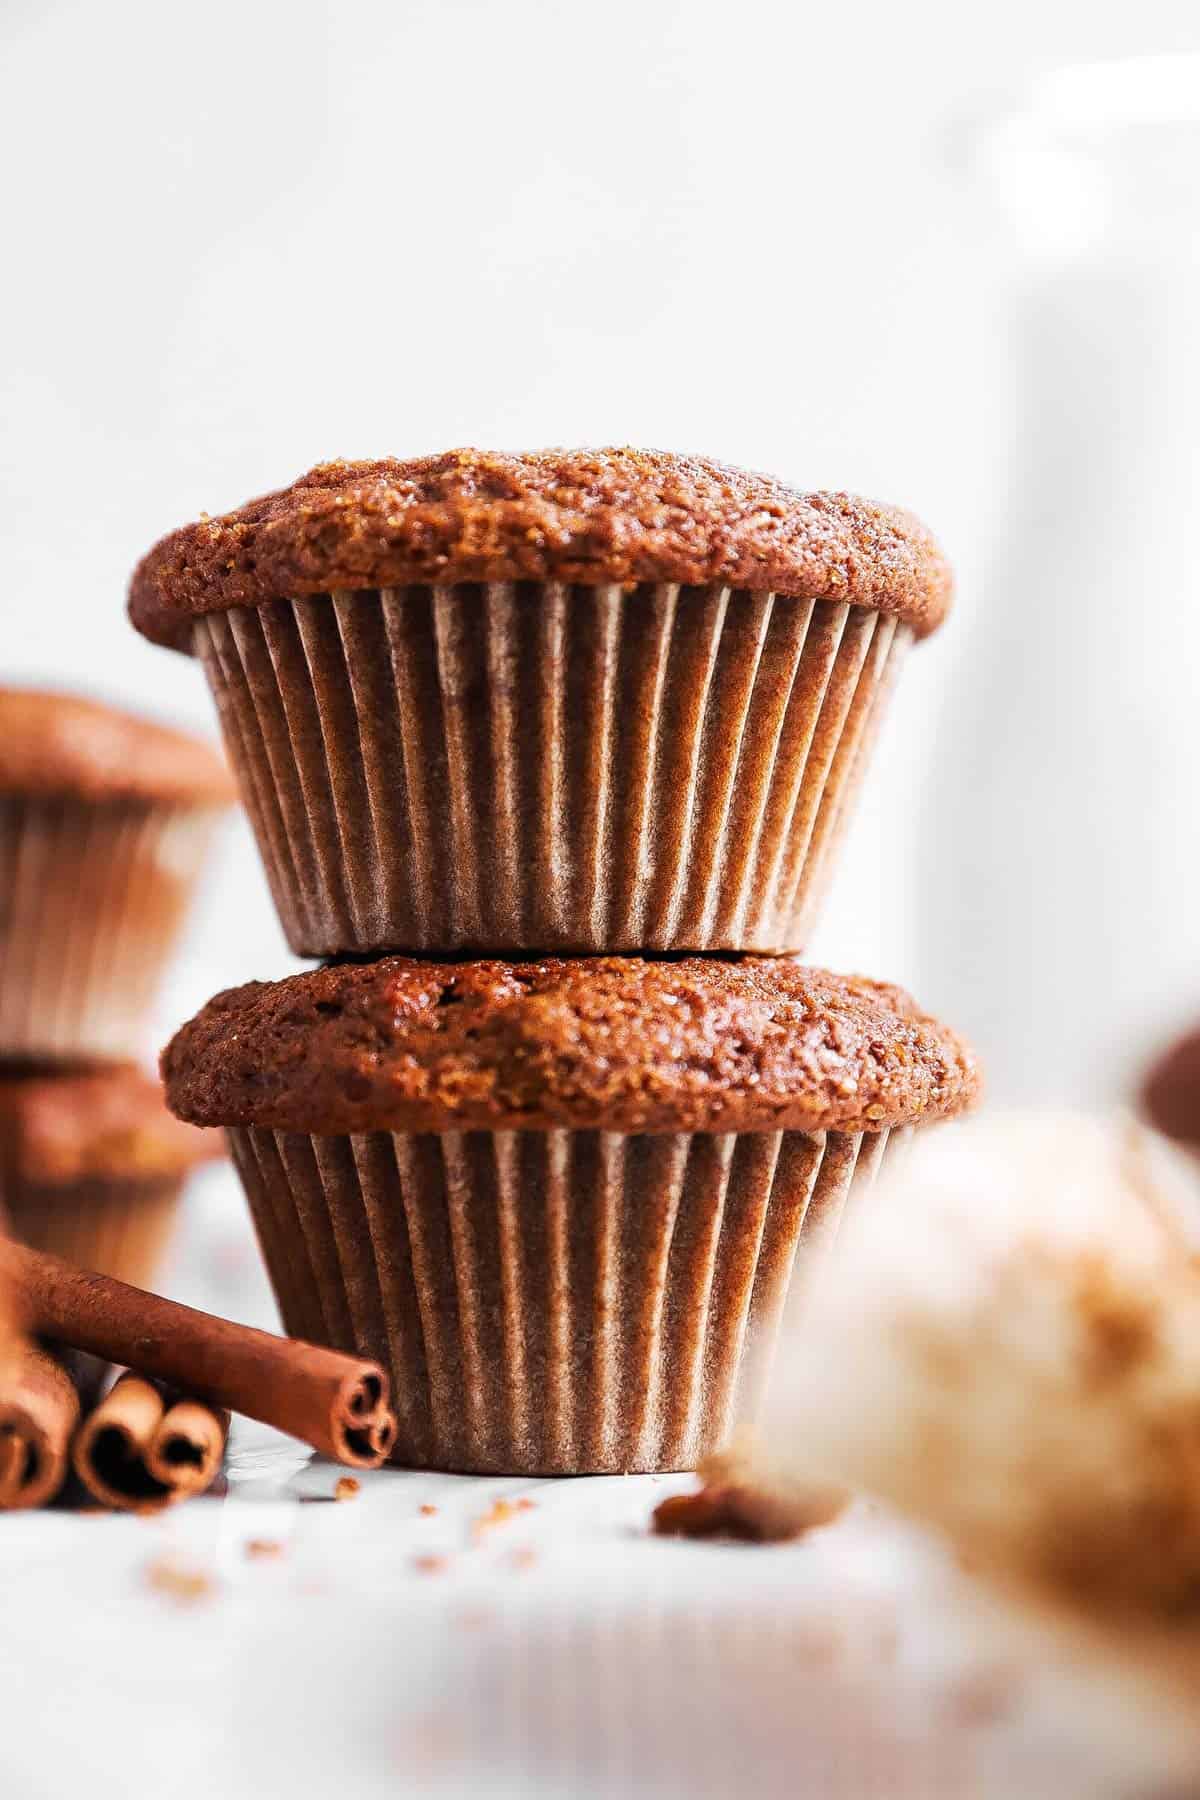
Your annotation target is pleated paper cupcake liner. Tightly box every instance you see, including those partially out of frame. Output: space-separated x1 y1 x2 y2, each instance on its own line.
196 584 910 956
0 797 220 1063
0 1174 183 1288
227 1123 907 1475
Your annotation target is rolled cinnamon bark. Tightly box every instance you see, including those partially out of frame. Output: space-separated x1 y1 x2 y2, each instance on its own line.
72 1373 228 1512
0 1240 395 1469
0 1342 81 1510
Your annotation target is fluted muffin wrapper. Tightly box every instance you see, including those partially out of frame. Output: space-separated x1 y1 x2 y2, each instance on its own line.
227 1123 908 1475
196 585 910 956
0 1173 183 1289
0 797 221 1063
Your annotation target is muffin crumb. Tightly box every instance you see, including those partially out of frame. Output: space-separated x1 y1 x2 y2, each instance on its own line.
144 1556 216 1605
472 1498 518 1541
652 1435 846 1543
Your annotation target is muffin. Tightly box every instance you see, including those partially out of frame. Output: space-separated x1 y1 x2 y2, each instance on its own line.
0 689 235 1062
0 1064 223 1287
1142 1026 1200 1152
162 954 979 1474
129 450 951 956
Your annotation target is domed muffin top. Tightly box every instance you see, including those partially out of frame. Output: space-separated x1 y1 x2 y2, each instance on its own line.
0 1064 225 1185
162 954 980 1138
129 449 953 652
0 688 235 806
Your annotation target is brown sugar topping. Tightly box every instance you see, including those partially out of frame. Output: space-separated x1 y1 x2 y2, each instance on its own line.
128 449 953 652
160 954 980 1137
0 687 235 806
0 1064 225 1186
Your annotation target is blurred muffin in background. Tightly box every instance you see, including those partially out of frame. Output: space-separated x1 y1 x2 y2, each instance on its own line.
1142 1025 1200 1155
0 1063 223 1288
129 450 951 957
0 688 235 1063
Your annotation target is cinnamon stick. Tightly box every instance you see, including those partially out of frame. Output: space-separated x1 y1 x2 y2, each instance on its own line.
72 1373 229 1513
0 1240 396 1469
0 1342 81 1510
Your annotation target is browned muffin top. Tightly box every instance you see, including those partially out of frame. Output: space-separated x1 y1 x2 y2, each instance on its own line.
129 449 953 652
162 955 980 1137
0 688 236 806
1141 1027 1200 1151
0 1064 225 1186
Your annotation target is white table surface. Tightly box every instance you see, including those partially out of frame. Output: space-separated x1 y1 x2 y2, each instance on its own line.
0 1174 1180 1800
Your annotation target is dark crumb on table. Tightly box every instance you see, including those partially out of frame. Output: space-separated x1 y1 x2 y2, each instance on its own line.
334 1476 360 1502
413 1553 451 1575
245 1539 285 1560
652 1441 847 1543
653 1489 752 1540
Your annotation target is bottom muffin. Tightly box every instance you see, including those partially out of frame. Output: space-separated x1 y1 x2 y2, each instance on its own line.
162 956 980 1473
0 1065 223 1289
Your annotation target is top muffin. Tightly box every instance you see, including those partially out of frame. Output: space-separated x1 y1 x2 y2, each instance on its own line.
128 449 951 956
0 687 235 807
129 448 953 651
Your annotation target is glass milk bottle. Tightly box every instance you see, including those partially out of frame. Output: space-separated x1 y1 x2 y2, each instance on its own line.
916 58 1200 1104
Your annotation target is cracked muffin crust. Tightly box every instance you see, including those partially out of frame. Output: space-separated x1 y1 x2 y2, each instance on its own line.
129 449 953 652
162 954 980 1137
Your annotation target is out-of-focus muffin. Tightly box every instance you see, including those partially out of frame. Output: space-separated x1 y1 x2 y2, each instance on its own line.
0 688 235 1062
0 1062 223 1287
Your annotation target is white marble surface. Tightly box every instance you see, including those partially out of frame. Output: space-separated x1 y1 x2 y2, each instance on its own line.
0 1178 1181 1800
0 1432 1174 1800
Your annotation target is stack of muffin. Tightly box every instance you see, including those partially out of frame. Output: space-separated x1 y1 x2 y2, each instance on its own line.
132 449 980 1473
0 689 231 1285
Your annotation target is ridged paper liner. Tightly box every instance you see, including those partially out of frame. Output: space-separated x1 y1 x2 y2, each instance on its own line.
0 1174 183 1289
0 797 220 1062
196 585 910 955
228 1124 907 1474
